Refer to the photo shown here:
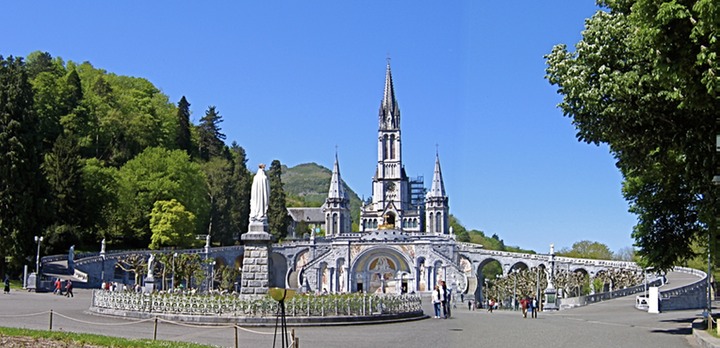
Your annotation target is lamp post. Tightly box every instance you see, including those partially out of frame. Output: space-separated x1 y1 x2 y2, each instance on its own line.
209 261 216 292
512 268 519 310
34 236 43 275
172 252 178 291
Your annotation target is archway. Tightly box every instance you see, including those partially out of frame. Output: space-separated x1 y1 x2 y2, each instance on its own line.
351 247 411 294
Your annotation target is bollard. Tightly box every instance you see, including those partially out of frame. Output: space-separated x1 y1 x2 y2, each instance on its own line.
49 310 53 331
235 325 238 348
153 317 158 340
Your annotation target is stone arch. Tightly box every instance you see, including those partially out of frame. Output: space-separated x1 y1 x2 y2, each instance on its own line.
350 246 412 294
270 253 287 288
234 255 244 270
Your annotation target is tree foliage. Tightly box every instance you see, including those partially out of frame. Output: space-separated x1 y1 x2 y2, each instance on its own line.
545 0 720 271
268 160 290 240
116 147 208 246
0 55 47 275
149 199 198 250
557 240 614 260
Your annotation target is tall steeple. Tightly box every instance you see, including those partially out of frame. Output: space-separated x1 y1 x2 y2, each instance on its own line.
425 151 449 235
324 152 350 236
427 152 446 198
328 152 345 200
379 60 400 130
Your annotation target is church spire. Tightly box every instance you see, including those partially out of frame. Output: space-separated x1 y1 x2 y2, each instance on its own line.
379 60 400 130
428 152 446 198
328 152 345 200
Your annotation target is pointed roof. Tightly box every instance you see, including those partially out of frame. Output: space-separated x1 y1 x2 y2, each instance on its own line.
379 60 400 129
427 152 446 198
328 152 346 200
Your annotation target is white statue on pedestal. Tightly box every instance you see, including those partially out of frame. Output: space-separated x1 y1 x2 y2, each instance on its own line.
249 164 270 224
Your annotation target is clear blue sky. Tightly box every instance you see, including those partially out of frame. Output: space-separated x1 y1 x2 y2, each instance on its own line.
2 1 636 254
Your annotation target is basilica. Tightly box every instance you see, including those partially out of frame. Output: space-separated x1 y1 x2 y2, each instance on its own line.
277 63 470 296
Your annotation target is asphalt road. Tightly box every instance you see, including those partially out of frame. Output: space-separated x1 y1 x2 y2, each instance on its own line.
0 272 705 348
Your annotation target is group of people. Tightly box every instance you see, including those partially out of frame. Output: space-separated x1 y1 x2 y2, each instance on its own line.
431 280 452 319
519 297 539 318
53 278 73 297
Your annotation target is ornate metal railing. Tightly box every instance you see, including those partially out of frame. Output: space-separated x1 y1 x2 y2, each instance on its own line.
91 291 423 318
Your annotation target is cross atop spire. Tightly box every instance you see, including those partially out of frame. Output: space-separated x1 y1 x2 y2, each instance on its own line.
427 151 446 198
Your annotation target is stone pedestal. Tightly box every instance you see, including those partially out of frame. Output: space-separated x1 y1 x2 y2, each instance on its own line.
241 222 273 297
543 286 558 311
143 276 157 294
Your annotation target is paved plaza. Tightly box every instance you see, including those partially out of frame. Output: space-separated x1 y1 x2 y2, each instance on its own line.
0 273 709 347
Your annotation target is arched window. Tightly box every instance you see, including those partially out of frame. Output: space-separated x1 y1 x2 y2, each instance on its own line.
383 135 389 160
436 212 442 233
428 213 434 233
332 213 338 235
390 134 395 159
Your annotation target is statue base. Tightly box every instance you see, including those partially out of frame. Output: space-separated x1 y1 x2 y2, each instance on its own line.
241 222 273 298
144 276 157 294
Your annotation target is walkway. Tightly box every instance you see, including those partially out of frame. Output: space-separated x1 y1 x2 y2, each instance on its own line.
0 271 707 347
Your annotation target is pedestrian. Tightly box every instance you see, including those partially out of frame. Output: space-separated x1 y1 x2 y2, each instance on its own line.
3 276 10 294
488 299 494 313
65 279 73 298
441 281 451 318
54 278 63 296
520 297 528 318
531 297 538 318
432 285 443 318
468 299 473 311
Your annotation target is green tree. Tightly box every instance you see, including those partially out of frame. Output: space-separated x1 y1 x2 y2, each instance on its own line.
545 1 720 271
81 158 119 244
149 199 197 249
557 240 614 260
230 143 251 236
0 56 47 275
197 106 226 161
41 134 85 254
203 158 234 245
175 96 193 155
116 147 209 247
268 160 290 240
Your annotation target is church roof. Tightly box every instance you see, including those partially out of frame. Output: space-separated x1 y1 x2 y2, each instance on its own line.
287 207 325 223
427 152 446 198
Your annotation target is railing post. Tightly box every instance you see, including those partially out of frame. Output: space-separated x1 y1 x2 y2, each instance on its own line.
49 310 53 331
153 317 158 340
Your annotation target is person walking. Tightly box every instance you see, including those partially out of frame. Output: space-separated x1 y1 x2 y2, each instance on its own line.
65 279 73 298
531 297 538 318
441 281 450 319
54 278 63 296
520 297 528 318
432 285 443 318
3 276 9 294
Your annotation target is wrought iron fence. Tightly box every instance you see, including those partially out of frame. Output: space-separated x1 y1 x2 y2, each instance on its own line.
91 290 423 318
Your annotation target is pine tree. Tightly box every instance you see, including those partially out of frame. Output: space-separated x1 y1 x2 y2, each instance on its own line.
0 56 47 275
197 106 226 161
267 160 289 240
175 96 192 155
42 133 85 254
230 143 251 237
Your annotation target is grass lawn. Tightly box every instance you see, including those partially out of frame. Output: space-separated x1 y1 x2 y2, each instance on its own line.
0 327 216 348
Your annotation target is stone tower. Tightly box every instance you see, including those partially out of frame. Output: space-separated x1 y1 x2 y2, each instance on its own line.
425 152 449 234
323 153 351 236
361 61 416 231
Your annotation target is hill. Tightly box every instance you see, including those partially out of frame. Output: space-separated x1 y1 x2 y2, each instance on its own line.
282 163 363 230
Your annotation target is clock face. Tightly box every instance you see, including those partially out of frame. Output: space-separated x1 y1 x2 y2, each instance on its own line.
384 181 395 192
